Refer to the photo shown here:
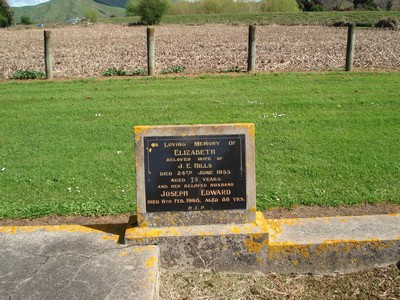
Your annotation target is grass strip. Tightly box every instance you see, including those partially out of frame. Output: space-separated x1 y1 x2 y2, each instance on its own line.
0 72 399 218
102 11 400 26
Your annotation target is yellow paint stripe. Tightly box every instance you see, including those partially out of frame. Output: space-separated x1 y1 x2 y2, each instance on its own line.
0 225 120 242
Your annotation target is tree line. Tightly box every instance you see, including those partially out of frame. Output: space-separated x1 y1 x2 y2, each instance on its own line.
127 0 396 25
0 0 397 28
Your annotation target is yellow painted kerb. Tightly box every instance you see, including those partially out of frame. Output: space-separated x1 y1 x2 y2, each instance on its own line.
0 225 120 242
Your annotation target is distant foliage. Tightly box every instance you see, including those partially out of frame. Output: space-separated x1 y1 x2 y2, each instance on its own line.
259 0 300 12
168 0 299 15
375 17 398 28
13 69 45 80
126 0 169 25
0 14 6 27
85 8 99 22
0 0 13 27
20 15 32 25
353 0 379 10
297 0 325 11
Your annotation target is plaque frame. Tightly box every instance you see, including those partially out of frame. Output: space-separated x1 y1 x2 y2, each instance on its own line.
134 123 256 227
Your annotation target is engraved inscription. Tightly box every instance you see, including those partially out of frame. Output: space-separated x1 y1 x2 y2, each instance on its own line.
144 135 246 212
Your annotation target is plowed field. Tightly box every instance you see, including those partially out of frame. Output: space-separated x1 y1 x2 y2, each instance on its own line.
1 24 399 78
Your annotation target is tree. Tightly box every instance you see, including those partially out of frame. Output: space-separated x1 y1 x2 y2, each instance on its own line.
353 0 378 10
296 0 324 11
259 0 300 12
0 0 13 27
21 15 32 25
126 0 169 25
379 0 393 11
85 8 99 23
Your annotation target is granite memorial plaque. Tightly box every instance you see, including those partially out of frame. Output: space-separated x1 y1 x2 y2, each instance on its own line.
134 124 256 227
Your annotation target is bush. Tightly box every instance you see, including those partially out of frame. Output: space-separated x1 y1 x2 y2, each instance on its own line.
131 68 146 76
353 0 378 10
102 67 147 76
161 65 185 74
85 8 99 23
0 14 6 27
375 18 398 29
260 0 299 12
102 68 128 76
127 0 168 25
13 69 45 80
0 0 13 27
20 15 32 25
221 65 242 73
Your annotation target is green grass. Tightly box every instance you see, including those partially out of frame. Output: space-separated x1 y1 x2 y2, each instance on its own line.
102 11 400 26
0 72 399 218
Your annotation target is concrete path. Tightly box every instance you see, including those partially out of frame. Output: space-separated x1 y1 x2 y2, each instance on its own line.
0 225 159 300
1 213 399 299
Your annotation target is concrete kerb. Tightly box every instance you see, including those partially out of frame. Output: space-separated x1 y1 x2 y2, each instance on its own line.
125 212 400 274
1 213 399 299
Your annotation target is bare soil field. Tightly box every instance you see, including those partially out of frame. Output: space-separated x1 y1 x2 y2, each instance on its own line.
0 24 399 79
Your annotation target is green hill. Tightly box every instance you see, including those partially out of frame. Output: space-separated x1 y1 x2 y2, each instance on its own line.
13 0 125 23
93 0 128 8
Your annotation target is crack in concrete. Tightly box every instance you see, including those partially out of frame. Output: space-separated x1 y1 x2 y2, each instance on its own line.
9 254 50 299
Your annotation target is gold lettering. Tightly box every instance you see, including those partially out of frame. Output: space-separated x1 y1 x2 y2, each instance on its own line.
194 141 220 147
160 190 189 197
174 149 216 156
200 189 232 196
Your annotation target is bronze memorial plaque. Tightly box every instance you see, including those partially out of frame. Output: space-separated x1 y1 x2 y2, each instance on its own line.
143 134 246 212
134 124 256 227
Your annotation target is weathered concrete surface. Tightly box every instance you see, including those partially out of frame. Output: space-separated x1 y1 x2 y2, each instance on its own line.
1 213 399 300
126 221 269 273
265 214 400 274
126 212 400 275
0 225 160 300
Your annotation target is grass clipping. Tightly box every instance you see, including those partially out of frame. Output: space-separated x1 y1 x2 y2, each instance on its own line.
160 264 400 299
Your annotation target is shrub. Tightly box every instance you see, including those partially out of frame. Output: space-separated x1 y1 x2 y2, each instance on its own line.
375 18 398 29
0 0 13 27
102 68 147 76
102 68 128 76
353 0 378 10
260 0 299 12
221 65 242 73
161 65 185 74
20 15 32 25
13 69 45 80
131 68 146 76
127 0 169 25
0 14 6 27
85 8 99 23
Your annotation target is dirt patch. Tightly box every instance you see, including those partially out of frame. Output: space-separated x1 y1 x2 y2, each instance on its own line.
1 24 399 79
0 203 398 226
160 264 400 299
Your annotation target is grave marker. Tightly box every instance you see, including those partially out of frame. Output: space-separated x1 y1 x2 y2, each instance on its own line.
134 123 256 227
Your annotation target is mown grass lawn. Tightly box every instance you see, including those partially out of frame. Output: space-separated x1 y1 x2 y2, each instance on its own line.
0 72 399 218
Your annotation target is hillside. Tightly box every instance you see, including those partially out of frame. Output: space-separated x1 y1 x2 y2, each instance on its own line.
93 0 128 8
12 0 125 23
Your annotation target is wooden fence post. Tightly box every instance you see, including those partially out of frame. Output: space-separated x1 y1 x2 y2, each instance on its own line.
345 24 355 72
247 25 256 72
44 31 53 79
147 27 155 76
